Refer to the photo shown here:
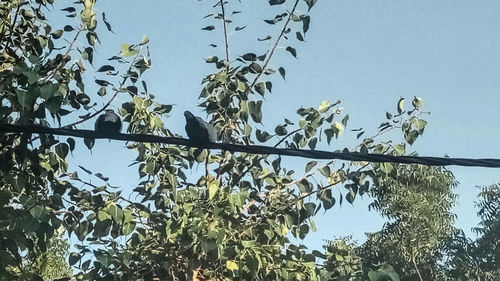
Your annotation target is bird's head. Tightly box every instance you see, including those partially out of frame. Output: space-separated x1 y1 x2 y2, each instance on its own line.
105 109 115 114
184 111 195 120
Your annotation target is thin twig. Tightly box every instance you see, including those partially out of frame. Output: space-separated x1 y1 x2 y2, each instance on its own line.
219 0 230 71
413 255 424 281
61 47 142 129
40 28 83 84
274 128 301 147
250 0 300 88
2 4 21 51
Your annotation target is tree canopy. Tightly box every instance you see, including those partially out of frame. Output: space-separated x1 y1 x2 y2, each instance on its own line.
0 1 498 281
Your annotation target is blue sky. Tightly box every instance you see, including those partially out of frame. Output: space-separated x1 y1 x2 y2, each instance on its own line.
58 1 500 250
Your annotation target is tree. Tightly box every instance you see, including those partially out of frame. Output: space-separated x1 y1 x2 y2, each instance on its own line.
358 164 458 281
22 233 73 281
0 1 467 280
439 184 500 281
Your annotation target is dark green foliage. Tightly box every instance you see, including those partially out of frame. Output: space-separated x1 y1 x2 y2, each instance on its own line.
0 1 497 281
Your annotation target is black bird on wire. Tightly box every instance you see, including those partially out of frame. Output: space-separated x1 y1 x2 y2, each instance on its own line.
184 111 217 142
95 109 122 135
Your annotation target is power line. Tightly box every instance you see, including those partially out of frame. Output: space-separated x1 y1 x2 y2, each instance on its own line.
1 123 500 168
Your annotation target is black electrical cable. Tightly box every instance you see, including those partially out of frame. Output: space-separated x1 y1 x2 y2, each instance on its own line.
1 123 500 168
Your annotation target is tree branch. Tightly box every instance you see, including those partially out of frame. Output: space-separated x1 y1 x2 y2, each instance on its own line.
250 0 300 88
219 0 230 71
2 4 21 51
39 28 84 84
412 255 424 281
61 47 143 129
274 128 301 148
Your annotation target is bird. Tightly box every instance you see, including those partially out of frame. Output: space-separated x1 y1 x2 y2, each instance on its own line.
95 109 122 134
184 111 217 142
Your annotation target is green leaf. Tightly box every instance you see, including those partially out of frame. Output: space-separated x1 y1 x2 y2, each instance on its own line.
298 224 309 239
84 138 94 150
51 29 63 39
254 82 266 96
193 148 208 163
86 31 99 46
205 56 218 63
67 137 75 152
97 210 111 221
16 89 37 110
404 130 419 145
308 137 317 149
226 260 238 271
108 204 123 223
202 25 215 31
331 122 344 138
302 15 311 33
98 86 106 96
30 205 49 221
320 189 335 210
248 100 263 123
249 62 262 74
397 97 405 114
69 252 81 266
296 31 304 41
305 161 317 172
392 144 405 155
275 125 287 136
102 12 114 33
55 143 69 159
286 46 297 58
412 118 427 131
265 81 272 93
120 44 139 57
341 114 349 126
264 13 287 24
269 0 285 5
94 250 111 268
241 53 257 61
258 35 272 41
278 67 286 80
97 65 115 72
122 222 136 235
40 83 58 100
412 96 423 109
46 96 63 114
208 181 219 200
256 129 272 142
318 100 330 113
84 47 94 64
304 0 317 11
380 162 393 174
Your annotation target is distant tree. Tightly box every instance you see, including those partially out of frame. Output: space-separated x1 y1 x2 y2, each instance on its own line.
22 233 73 281
473 184 500 279
439 184 500 281
358 164 457 281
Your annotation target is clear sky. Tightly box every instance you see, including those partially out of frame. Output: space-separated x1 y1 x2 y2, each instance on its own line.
58 1 500 250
